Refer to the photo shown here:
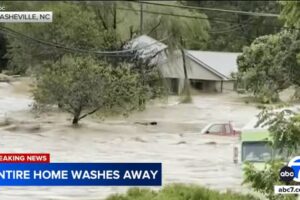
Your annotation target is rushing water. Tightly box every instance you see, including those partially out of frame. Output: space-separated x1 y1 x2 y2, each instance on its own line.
0 81 259 200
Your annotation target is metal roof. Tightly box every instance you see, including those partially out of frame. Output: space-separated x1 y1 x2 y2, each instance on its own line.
125 35 241 80
186 51 241 80
123 35 168 65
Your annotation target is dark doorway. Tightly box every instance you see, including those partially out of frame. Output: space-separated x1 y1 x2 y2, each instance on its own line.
190 79 203 90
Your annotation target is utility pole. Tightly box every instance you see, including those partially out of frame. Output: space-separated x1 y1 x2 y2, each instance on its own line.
180 37 188 84
140 1 144 35
180 37 191 102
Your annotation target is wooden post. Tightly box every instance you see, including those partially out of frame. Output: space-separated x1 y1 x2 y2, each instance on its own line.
233 146 238 164
220 80 223 93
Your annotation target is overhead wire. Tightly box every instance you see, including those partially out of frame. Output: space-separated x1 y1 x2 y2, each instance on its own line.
116 6 298 32
0 2 295 56
0 26 169 56
209 18 256 33
139 1 280 17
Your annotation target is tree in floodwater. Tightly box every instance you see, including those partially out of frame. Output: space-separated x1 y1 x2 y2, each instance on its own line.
33 55 143 125
243 107 300 200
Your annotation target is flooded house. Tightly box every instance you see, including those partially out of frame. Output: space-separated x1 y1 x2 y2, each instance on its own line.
125 35 241 94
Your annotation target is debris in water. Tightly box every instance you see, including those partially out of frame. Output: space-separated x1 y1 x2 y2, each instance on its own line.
205 141 217 145
176 141 187 145
132 137 147 143
134 121 157 126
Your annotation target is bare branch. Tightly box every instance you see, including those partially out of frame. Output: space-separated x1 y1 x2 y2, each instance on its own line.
78 106 101 120
146 18 162 36
96 8 108 30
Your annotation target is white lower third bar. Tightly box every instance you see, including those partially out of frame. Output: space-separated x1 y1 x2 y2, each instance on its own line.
0 12 52 23
274 185 300 194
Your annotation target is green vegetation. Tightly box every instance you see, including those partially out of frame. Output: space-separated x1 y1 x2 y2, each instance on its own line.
280 1 300 29
3 1 210 74
0 1 299 196
2 1 172 124
243 108 300 200
106 184 259 200
237 31 298 103
237 1 300 103
33 55 144 125
239 5 300 199
5 2 107 74
0 33 7 72
244 160 294 200
184 1 282 52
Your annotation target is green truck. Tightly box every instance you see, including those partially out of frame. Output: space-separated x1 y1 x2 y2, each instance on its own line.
240 106 299 168
241 129 272 169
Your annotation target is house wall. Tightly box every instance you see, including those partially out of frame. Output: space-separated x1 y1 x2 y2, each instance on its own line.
215 80 235 93
185 58 222 81
165 79 235 94
160 52 236 94
159 52 223 81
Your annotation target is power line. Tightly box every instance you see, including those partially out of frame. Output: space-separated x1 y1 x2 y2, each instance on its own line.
117 7 222 22
139 1 280 18
117 6 300 32
117 6 262 34
0 26 169 56
209 21 253 34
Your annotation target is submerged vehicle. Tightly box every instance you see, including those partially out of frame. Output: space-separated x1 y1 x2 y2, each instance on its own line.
241 129 272 169
201 122 240 136
240 106 300 168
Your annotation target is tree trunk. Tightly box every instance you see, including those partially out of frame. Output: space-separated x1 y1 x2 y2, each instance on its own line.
72 109 81 125
72 115 79 125
113 2 117 30
180 47 192 103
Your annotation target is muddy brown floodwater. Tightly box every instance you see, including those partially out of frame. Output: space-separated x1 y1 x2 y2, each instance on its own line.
0 80 260 200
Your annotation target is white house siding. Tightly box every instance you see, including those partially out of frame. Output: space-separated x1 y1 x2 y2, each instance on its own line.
186 58 222 81
159 54 222 81
215 81 235 93
158 50 239 94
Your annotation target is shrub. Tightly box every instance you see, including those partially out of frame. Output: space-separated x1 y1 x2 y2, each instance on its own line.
106 184 259 200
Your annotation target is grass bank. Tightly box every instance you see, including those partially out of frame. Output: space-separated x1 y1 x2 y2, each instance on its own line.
106 184 258 200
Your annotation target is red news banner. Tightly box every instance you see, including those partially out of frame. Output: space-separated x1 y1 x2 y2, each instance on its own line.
0 153 50 163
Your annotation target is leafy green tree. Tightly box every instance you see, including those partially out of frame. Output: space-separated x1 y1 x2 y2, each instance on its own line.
280 1 300 29
86 1 211 49
4 2 106 74
244 160 295 200
0 33 8 72
242 3 300 198
236 0 300 103
237 31 297 103
142 2 210 50
33 55 142 125
243 107 300 200
183 1 282 52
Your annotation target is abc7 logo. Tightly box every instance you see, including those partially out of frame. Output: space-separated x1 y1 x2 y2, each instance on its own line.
280 166 295 182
